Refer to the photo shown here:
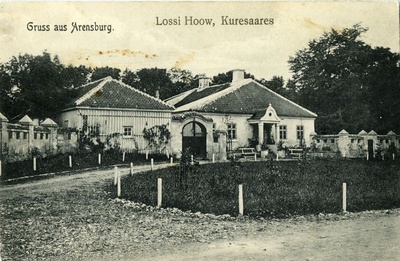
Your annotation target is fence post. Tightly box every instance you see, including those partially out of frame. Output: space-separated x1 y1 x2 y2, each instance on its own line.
393 153 395 161
254 154 257 161
130 162 133 176
117 169 121 197
122 151 126 162
276 153 278 161
146 150 148 160
33 157 37 171
166 150 169 159
69 155 72 168
157 178 162 208
151 158 154 171
366 152 369 161
212 153 215 163
342 182 347 212
0 160 2 177
98 153 101 165
238 184 244 215
114 166 118 185
170 157 173 166
191 155 194 165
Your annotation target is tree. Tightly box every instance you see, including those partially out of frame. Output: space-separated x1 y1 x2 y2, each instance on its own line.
135 68 173 99
91 66 121 81
288 24 400 134
0 52 68 119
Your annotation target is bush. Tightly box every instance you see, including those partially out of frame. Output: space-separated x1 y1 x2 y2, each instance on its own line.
115 159 400 218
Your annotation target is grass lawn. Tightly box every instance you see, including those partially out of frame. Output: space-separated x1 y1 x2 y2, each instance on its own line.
115 159 400 218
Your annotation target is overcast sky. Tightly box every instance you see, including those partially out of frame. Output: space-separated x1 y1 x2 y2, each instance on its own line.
1 1 399 81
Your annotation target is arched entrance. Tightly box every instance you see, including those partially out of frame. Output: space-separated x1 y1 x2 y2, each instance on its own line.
182 121 207 158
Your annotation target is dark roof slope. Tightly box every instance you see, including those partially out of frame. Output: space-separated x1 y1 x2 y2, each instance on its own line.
186 81 316 118
67 77 174 111
174 84 230 107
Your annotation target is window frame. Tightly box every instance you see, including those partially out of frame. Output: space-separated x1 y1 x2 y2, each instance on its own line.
279 125 287 140
123 126 133 137
227 123 237 140
296 125 304 140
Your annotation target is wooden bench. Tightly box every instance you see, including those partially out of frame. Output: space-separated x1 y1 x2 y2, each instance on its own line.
289 148 303 158
233 148 257 159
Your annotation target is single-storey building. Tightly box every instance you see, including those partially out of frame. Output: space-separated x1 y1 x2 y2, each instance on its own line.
166 69 317 159
57 76 174 152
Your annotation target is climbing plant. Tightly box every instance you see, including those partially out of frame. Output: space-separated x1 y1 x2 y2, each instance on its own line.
143 124 171 152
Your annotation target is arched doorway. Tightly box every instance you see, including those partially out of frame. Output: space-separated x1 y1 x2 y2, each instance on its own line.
182 121 207 158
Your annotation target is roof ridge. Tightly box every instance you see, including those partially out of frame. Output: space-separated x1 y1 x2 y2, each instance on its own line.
175 79 251 112
252 80 317 117
75 77 112 106
114 79 175 110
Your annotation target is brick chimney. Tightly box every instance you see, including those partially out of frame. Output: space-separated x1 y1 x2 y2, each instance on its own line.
155 89 160 99
198 76 210 90
232 69 245 82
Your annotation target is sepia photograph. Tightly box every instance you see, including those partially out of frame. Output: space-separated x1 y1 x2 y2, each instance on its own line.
0 1 399 260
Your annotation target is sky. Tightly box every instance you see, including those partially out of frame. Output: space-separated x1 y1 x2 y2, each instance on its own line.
0 1 399 81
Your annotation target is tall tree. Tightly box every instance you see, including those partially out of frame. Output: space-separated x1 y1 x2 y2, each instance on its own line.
91 66 121 81
135 68 173 99
288 24 400 134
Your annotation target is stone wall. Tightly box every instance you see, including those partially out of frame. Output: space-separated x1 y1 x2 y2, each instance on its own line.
310 129 400 159
0 113 78 162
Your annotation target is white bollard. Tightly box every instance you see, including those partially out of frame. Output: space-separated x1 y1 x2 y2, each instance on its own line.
157 178 162 208
130 162 134 176
191 155 194 165
117 171 121 197
276 153 279 161
151 158 154 171
393 153 395 161
114 166 118 185
254 154 257 161
170 157 173 166
33 157 37 171
366 153 369 161
0 160 2 177
98 153 101 165
69 155 72 168
233 154 236 161
122 151 126 162
238 184 244 215
146 150 148 160
212 154 215 163
342 182 347 212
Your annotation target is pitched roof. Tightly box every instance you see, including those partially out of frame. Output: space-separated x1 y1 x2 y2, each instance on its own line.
173 79 317 118
66 77 174 111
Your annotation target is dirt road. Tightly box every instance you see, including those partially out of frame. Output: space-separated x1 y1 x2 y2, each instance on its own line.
1 165 399 261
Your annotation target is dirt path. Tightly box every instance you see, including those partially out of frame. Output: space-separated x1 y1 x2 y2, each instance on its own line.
1 164 399 261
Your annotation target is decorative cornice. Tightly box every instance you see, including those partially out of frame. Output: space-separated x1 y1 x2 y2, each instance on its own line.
172 111 213 122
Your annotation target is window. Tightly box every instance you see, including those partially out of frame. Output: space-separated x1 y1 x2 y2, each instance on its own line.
45 133 49 139
227 123 237 140
23 132 28 139
16 132 20 139
40 133 44 140
67 133 72 140
296 125 304 140
34 132 38 139
8 131 12 139
279 125 287 140
123 126 132 137
331 139 335 143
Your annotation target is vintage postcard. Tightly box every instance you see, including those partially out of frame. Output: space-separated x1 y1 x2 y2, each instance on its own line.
0 1 399 260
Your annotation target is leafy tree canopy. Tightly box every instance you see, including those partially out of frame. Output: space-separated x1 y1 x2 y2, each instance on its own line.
288 24 400 134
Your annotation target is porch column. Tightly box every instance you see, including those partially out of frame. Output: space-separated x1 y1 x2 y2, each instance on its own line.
275 123 279 144
258 123 264 144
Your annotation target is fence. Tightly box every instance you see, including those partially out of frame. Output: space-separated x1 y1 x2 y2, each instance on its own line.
310 129 400 159
0 113 78 162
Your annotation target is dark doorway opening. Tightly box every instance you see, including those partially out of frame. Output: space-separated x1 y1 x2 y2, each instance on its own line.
182 121 207 158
